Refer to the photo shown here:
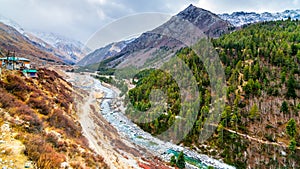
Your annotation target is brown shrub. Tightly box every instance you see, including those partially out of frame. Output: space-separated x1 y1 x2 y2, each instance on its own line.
70 162 84 169
23 135 51 161
22 114 43 133
45 132 59 148
48 109 81 138
83 152 105 167
57 141 68 152
5 74 32 101
0 92 14 108
28 96 51 115
0 88 21 109
37 153 65 169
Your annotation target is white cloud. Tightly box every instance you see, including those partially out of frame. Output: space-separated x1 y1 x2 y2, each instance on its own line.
0 0 299 43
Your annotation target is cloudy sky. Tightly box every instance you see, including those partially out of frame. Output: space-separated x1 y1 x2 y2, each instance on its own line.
0 0 299 45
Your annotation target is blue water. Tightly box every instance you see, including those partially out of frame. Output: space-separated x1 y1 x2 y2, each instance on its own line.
72 74 235 169
167 149 209 169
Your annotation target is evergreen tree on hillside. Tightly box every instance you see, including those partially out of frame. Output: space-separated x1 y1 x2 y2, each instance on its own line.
286 118 297 138
281 101 289 114
286 75 297 99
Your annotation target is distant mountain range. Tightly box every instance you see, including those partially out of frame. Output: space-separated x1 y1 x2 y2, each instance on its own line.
1 7 300 66
0 15 88 64
77 39 134 66
79 6 300 70
219 9 300 27
32 32 90 64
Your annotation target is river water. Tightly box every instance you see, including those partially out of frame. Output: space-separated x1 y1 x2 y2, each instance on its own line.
87 77 236 169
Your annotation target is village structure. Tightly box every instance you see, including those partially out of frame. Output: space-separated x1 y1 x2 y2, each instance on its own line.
0 52 38 78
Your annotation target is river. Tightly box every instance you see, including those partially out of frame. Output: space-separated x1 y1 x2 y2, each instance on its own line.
92 77 235 169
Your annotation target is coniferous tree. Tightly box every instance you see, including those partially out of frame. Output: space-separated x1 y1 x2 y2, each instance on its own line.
286 118 297 138
286 75 297 99
281 101 289 114
289 138 297 153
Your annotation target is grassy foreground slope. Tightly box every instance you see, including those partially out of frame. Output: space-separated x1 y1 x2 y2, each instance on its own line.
0 69 107 168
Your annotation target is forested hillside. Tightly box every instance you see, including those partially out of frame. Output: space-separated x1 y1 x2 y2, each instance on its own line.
127 19 300 168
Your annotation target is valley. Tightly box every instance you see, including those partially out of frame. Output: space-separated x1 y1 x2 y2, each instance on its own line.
0 2 300 169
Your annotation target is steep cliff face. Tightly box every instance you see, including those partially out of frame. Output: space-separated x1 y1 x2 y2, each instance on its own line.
0 69 107 168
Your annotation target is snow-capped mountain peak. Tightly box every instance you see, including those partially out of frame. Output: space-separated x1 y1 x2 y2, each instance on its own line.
219 9 300 27
0 14 89 64
0 14 25 34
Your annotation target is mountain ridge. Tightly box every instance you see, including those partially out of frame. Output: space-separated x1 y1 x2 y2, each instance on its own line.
77 39 133 66
79 6 300 70
89 4 233 70
219 9 300 26
0 22 64 65
0 14 88 64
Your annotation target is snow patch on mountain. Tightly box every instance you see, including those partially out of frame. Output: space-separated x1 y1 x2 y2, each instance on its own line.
0 15 25 34
219 9 300 27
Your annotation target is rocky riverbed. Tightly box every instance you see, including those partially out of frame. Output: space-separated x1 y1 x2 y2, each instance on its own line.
68 72 235 169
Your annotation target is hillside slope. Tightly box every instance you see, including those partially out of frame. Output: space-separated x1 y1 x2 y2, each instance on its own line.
0 23 64 65
77 39 133 67
32 32 90 64
127 20 300 168
0 14 87 64
83 4 233 71
0 69 107 168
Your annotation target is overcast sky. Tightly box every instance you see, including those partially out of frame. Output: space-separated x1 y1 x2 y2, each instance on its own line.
0 0 299 45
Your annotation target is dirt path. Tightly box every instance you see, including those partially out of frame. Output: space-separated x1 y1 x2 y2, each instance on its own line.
212 124 299 150
68 73 143 169
67 73 173 169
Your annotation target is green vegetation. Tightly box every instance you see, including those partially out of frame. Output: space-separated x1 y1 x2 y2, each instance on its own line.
286 118 297 138
169 151 186 169
177 151 186 169
281 101 289 114
127 20 300 168
289 138 297 153
93 75 128 96
170 155 176 166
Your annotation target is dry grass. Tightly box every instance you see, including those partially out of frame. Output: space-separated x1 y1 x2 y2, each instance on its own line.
0 69 107 168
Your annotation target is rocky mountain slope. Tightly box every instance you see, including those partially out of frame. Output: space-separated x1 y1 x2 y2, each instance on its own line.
0 23 64 65
219 9 300 27
0 15 87 64
32 32 89 64
77 39 133 66
82 4 233 71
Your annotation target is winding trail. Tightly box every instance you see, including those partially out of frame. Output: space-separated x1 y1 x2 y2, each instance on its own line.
211 124 300 150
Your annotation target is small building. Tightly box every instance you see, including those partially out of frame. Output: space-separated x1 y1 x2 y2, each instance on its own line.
0 57 31 70
22 69 38 78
